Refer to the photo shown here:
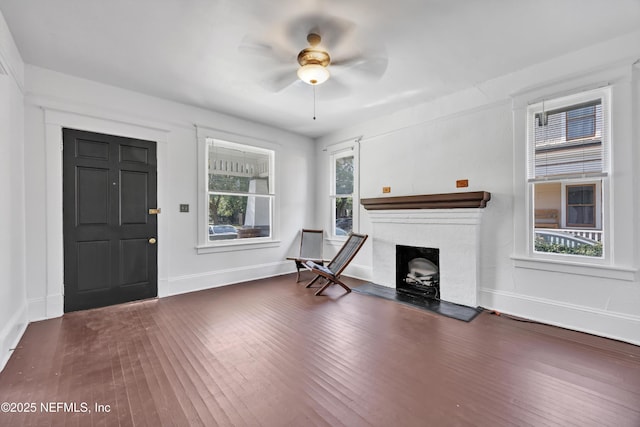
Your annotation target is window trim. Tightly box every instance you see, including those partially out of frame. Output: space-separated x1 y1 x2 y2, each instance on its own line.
195 127 280 253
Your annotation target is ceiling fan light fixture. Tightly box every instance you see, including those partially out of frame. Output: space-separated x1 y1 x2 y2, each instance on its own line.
297 63 330 85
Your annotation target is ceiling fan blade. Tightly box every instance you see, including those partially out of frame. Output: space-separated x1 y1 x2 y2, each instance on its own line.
261 68 298 92
286 13 355 50
332 56 388 81
314 77 351 100
238 35 293 63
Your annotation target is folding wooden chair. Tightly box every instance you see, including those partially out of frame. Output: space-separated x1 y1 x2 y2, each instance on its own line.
303 233 368 296
286 229 326 282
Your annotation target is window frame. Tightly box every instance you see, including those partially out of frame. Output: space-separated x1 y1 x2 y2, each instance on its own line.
526 87 611 262
196 130 280 253
328 141 359 241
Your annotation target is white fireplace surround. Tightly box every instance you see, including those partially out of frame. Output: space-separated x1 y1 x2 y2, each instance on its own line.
367 209 484 307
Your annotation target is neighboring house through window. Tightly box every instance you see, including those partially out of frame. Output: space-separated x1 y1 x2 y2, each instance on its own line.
528 88 609 258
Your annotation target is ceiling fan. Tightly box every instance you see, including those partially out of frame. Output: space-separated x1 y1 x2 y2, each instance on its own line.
296 32 331 85
239 14 388 96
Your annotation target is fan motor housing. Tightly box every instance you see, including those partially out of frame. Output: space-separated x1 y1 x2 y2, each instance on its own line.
297 47 331 68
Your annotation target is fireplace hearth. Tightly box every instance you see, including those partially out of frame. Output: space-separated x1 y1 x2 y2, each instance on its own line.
396 245 439 300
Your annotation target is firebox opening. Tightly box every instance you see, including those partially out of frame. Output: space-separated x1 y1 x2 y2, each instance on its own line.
396 245 439 300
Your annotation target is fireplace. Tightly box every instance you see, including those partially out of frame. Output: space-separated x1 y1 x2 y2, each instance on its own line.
396 245 439 299
362 191 491 307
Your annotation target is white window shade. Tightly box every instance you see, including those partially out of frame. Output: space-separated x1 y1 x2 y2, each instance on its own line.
527 91 609 182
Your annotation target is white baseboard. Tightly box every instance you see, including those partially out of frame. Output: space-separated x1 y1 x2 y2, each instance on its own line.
343 263 373 282
165 261 294 297
28 294 63 322
0 303 28 372
28 297 47 321
47 294 63 318
479 288 640 346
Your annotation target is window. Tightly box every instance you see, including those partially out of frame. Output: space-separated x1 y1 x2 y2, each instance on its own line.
566 104 597 140
528 88 609 258
206 139 274 243
329 147 357 238
566 184 595 227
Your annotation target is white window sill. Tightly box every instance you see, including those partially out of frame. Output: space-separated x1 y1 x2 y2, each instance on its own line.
511 255 637 281
196 239 281 254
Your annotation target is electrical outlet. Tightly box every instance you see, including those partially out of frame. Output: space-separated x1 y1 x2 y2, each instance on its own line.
179 204 189 212
382 186 391 193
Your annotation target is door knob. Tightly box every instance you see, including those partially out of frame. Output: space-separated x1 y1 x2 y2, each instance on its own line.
148 237 157 244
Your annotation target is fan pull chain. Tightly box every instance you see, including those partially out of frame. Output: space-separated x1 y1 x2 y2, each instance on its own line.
313 85 317 120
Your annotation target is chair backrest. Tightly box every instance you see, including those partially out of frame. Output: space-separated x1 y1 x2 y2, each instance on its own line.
327 233 368 276
299 229 324 261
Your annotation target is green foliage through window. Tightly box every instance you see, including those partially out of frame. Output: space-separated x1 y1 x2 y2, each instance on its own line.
534 238 603 257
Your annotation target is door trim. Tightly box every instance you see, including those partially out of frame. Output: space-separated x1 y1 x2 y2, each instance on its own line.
32 107 168 321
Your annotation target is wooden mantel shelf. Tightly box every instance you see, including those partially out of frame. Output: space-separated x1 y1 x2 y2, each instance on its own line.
360 191 491 210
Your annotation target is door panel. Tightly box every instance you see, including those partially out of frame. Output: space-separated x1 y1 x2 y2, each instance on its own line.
76 138 109 160
77 167 110 224
120 144 148 163
63 128 157 312
120 171 148 224
76 241 110 291
120 239 149 285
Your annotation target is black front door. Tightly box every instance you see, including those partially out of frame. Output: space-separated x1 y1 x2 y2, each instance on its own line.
63 128 158 312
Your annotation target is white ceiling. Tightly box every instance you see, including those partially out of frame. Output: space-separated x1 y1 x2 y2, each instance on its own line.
1 0 639 138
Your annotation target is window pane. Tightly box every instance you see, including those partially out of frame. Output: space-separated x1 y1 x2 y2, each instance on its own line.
532 101 603 178
209 174 250 193
567 117 595 140
566 105 596 140
567 185 593 204
335 156 354 195
532 181 602 257
567 206 594 226
209 193 247 229
244 194 271 237
208 143 270 193
209 193 271 240
335 197 353 235
566 105 595 118
534 230 602 257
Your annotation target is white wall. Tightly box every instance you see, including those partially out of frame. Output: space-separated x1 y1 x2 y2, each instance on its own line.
0 10 27 371
317 30 640 345
23 65 315 321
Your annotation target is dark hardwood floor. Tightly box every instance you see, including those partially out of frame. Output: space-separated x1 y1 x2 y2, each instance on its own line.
1 273 639 426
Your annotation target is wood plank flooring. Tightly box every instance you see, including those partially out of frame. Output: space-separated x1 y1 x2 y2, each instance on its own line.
1 273 639 426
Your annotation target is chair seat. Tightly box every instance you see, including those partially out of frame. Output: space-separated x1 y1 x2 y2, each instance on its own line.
304 260 334 277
